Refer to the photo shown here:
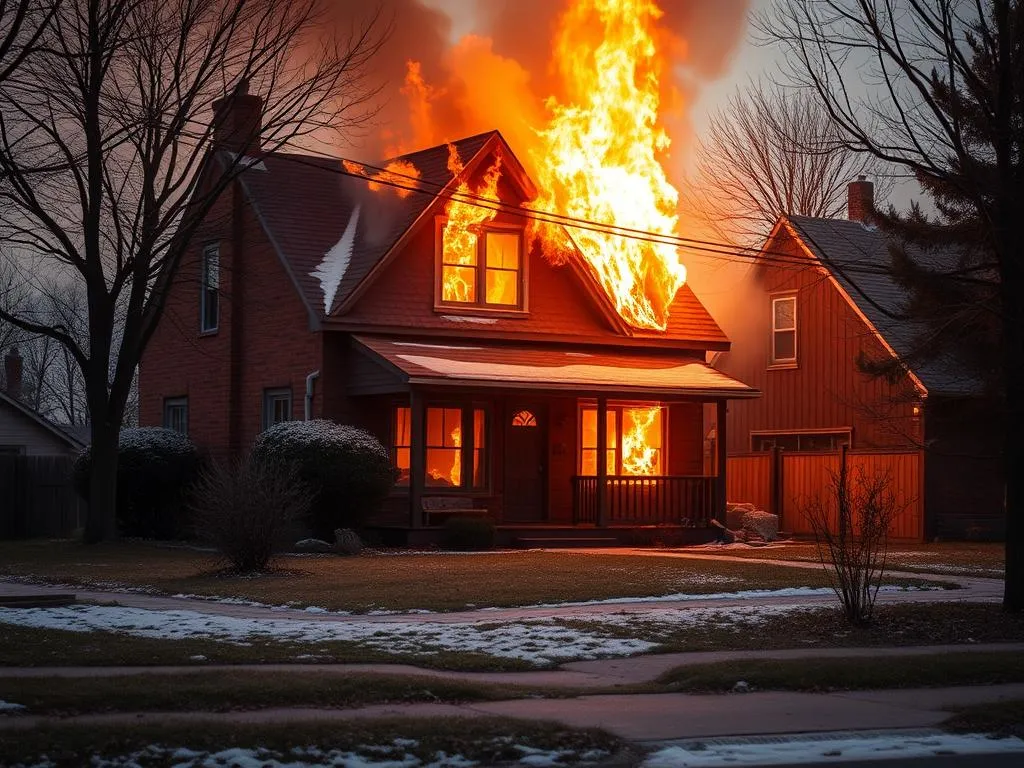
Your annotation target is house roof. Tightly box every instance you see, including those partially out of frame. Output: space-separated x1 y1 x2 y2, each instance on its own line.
234 132 728 349
0 389 87 450
782 214 983 397
354 336 759 399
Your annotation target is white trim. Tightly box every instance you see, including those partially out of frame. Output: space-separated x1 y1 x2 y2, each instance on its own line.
770 294 797 366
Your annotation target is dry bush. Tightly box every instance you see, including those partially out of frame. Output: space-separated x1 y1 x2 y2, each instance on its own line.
191 456 312 573
804 454 904 625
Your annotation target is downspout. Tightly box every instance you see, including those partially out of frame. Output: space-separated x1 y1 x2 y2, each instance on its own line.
304 370 320 421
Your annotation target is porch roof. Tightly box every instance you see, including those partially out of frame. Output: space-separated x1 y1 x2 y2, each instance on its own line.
354 336 760 399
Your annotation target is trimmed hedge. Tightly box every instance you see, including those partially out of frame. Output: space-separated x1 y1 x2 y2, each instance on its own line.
250 420 395 539
72 427 203 539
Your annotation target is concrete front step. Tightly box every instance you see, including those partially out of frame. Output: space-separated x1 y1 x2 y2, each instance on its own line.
513 536 620 549
0 593 76 608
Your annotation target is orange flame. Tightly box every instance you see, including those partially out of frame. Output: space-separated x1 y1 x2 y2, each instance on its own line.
440 143 503 302
342 159 421 198
531 0 685 330
621 406 663 475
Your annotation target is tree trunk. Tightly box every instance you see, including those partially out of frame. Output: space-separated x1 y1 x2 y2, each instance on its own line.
82 415 118 543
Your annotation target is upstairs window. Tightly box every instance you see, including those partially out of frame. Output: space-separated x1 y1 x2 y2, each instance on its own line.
770 295 797 365
438 221 524 310
262 388 292 430
200 244 220 333
163 397 188 435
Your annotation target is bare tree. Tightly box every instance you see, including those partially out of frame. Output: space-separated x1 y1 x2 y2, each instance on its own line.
0 0 386 542
688 80 892 248
758 0 1024 610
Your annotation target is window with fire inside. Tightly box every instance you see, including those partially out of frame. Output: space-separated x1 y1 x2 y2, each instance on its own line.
436 216 525 311
579 404 667 476
392 405 487 490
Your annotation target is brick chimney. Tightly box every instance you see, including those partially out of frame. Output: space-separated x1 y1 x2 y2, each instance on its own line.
212 78 263 153
3 347 22 400
848 175 875 223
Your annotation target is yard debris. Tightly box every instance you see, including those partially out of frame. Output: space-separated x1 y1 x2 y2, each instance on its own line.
718 504 780 544
294 538 333 554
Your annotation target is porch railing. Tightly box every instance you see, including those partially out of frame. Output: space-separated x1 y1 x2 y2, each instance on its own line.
572 475 717 526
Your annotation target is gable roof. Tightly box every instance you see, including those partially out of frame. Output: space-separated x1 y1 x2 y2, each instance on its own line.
235 131 728 348
0 389 86 451
780 214 982 397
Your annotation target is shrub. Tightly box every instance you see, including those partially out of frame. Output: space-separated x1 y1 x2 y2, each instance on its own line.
803 450 904 625
73 427 203 539
441 516 496 551
191 456 312 572
251 420 395 539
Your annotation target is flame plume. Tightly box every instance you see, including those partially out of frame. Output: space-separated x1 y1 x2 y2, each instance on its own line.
531 0 686 331
621 406 663 475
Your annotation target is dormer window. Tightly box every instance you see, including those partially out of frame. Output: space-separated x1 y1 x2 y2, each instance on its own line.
437 219 525 311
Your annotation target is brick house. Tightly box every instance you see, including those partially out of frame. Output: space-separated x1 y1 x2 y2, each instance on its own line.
716 179 1004 540
139 92 759 545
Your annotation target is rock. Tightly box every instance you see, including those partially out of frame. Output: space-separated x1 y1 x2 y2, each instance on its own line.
742 510 779 542
333 528 363 556
726 502 755 530
732 680 751 693
294 538 333 553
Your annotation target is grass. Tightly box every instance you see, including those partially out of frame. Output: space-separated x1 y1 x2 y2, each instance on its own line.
944 701 1024 738
0 717 625 767
657 651 1024 693
0 540 945 613
709 541 1005 579
0 671 584 716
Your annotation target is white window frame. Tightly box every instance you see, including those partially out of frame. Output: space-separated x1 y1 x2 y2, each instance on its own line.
262 388 292 430
163 396 188 435
200 243 220 333
770 294 797 366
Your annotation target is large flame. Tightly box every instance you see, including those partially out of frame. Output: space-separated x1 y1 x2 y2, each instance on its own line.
621 406 663 475
440 143 503 302
531 0 685 330
342 159 421 198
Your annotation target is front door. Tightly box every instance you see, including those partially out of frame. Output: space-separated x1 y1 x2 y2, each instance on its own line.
504 405 547 521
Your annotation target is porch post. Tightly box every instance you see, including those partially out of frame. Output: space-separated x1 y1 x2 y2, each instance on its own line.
596 395 609 528
715 399 728 524
409 389 426 529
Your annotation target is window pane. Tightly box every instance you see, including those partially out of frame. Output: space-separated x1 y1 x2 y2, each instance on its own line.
442 231 478 266
442 265 476 303
274 397 290 423
426 407 445 447
204 247 219 289
485 268 518 305
443 408 462 448
473 408 485 487
485 231 520 269
395 407 411 446
581 448 596 476
581 408 597 449
774 329 796 361
426 448 461 487
395 447 411 485
774 297 795 330
621 407 662 475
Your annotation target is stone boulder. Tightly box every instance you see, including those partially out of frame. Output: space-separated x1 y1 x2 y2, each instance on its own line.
726 502 756 531
294 538 333 553
742 509 779 542
333 528 363 556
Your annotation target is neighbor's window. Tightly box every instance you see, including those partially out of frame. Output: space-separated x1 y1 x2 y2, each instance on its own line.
200 244 220 333
163 397 188 435
393 404 487 489
579 404 666 476
752 431 851 452
262 388 292 430
770 295 797 365
439 222 524 309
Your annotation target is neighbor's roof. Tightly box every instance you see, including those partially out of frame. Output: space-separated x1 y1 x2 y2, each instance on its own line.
0 389 87 450
354 336 759 399
783 214 983 397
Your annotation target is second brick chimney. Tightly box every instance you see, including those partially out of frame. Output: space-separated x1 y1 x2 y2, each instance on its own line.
212 78 263 154
848 175 875 223
3 347 23 401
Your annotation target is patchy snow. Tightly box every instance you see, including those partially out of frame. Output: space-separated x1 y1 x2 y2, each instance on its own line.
314 204 360 314
0 605 655 664
643 732 1024 766
0 700 26 713
439 315 499 325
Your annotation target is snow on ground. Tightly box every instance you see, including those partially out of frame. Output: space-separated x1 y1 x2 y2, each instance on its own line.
0 700 25 713
9 741 609 767
643 733 1024 766
0 597 818 664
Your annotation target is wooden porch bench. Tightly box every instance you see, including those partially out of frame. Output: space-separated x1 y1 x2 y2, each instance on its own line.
422 496 486 527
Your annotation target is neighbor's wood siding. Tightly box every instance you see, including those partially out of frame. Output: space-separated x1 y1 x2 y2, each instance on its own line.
0 405 76 456
716 229 921 454
726 454 773 513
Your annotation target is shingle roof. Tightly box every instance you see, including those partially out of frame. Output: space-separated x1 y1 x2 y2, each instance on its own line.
785 214 982 396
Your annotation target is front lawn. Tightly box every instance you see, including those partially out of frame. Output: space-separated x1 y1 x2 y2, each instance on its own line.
702 541 1004 579
0 541 946 613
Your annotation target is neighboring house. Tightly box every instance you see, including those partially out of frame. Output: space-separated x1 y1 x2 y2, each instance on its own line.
1 348 86 538
717 179 1003 540
139 87 759 545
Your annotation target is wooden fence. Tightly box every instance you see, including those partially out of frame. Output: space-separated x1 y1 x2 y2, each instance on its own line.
0 454 84 538
727 449 924 541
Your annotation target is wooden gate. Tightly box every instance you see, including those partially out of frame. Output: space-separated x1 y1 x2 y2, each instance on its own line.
0 454 83 538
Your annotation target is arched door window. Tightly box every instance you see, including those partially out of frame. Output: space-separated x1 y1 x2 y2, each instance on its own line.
511 410 537 427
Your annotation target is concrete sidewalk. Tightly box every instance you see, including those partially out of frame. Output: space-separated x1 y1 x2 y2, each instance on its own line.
2 683 1023 742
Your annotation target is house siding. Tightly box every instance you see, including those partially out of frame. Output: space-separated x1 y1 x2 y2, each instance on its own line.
0 405 76 456
717 231 920 454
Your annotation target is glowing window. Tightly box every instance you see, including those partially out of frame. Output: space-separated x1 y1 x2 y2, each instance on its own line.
426 407 463 487
484 231 521 306
511 410 537 427
441 230 477 303
580 405 666 476
438 221 523 309
393 406 411 485
771 296 797 364
473 408 486 487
